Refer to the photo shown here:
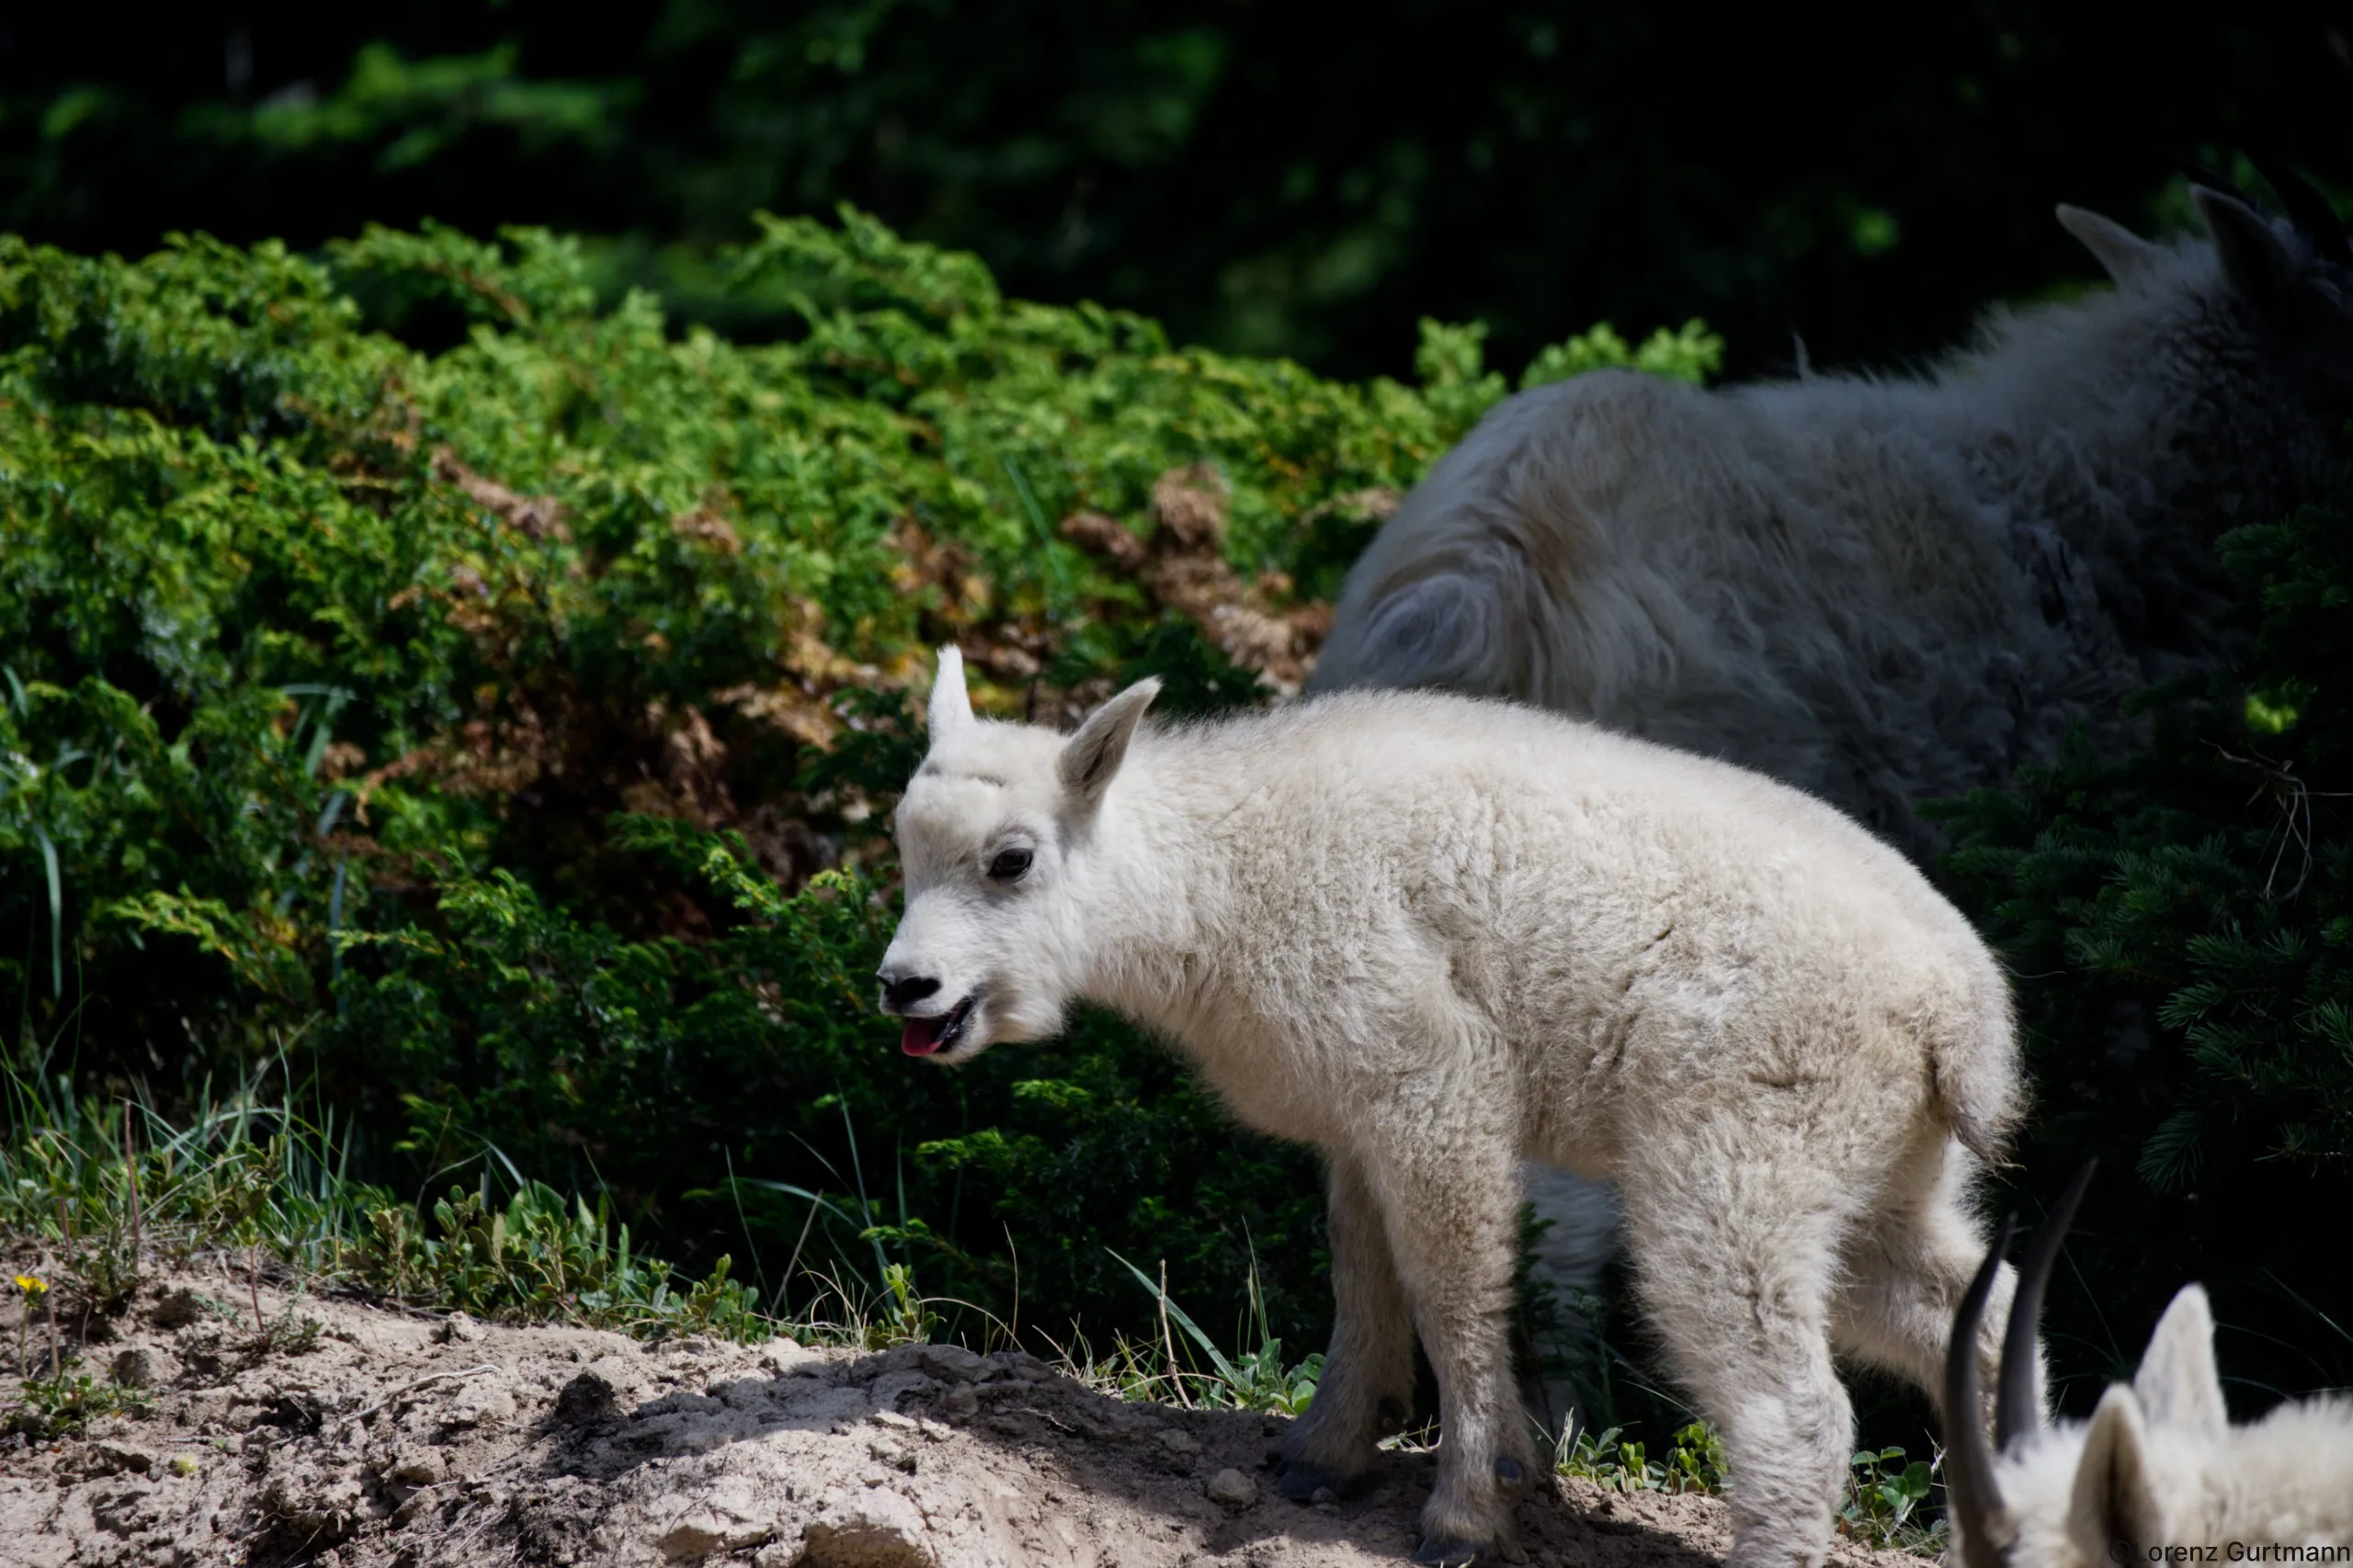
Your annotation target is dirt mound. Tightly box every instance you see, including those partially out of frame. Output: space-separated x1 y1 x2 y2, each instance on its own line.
0 1273 1926 1567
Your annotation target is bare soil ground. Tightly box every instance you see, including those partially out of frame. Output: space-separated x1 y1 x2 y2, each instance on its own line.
0 1270 1928 1568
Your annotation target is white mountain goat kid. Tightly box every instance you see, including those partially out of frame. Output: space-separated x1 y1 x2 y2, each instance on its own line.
1944 1180 2353 1565
879 649 2026 1567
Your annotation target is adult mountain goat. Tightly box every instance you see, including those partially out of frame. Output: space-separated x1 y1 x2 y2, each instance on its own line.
1313 182 2353 860
1944 1182 2353 1564
880 649 2026 1568
1312 178 2353 1358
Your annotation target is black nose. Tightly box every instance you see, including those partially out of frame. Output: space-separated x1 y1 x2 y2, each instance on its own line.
876 971 941 1013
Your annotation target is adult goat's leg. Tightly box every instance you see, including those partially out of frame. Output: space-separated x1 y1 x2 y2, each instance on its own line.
1282 1149 1417 1497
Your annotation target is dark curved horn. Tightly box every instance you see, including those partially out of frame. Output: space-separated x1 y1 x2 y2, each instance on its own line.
1947 1213 2018 1568
1995 1160 2097 1449
2249 152 2353 261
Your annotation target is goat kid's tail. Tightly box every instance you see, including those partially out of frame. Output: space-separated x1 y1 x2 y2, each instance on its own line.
1933 1008 2026 1168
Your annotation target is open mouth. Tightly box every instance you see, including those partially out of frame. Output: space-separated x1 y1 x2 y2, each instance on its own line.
901 993 978 1058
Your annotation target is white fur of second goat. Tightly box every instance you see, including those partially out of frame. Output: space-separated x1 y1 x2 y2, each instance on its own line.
1958 1285 2353 1562
881 649 2026 1567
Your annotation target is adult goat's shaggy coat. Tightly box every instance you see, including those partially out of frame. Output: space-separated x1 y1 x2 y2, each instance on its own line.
881 651 2026 1567
1310 184 2353 1359
1944 1186 2353 1564
1313 186 2353 859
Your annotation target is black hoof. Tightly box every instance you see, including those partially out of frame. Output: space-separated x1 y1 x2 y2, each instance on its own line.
1415 1536 1491 1567
1495 1455 1527 1489
1279 1459 1369 1501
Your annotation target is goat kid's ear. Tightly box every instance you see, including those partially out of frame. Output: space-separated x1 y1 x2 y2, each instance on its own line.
2057 205 2165 287
2067 1386 2168 1560
2196 186 2301 320
928 645 975 744
2131 1285 2227 1437
1059 677 1160 810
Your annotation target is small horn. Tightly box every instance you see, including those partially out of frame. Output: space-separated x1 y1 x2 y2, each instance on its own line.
2249 151 2352 262
1948 1214 2019 1568
1995 1160 2097 1449
2057 206 2165 286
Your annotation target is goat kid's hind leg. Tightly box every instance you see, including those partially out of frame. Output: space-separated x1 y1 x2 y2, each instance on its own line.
1621 1148 1856 1568
1366 1125 1533 1564
1282 1152 1416 1499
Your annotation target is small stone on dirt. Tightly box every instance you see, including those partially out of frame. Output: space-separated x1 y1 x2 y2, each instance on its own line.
386 1451 441 1486
1206 1467 1257 1507
555 1369 620 1423
441 1379 515 1428
652 1510 770 1562
761 1337 821 1376
149 1287 207 1328
92 1440 154 1475
913 1344 982 1382
109 1346 172 1388
801 1492 936 1566
435 1311 483 1344
1157 1427 1202 1455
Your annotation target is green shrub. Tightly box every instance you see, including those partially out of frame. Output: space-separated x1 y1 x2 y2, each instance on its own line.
0 210 1718 1352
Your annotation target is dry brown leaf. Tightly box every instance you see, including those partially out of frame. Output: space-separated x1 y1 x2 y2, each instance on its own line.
430 447 572 543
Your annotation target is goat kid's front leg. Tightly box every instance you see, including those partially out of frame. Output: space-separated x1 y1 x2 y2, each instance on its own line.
1370 1124 1532 1565
1283 1150 1416 1498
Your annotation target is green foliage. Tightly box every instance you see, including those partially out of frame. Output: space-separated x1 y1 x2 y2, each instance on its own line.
0 1072 779 1346
14 1369 153 1437
356 1181 765 1340
1559 1420 1724 1496
1935 467 2353 1401
1518 320 1724 392
1063 1251 1323 1414
0 210 1717 1358
0 1085 358 1296
1838 1447 1941 1555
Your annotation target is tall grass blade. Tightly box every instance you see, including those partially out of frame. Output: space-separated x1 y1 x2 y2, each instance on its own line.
34 827 62 998
1108 1248 1241 1386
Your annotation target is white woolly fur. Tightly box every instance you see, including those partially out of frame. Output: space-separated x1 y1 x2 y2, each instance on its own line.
883 653 2028 1567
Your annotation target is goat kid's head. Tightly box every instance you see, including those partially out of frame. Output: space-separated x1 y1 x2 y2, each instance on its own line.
876 647 1159 1064
1946 1167 2236 1568
2057 167 2353 412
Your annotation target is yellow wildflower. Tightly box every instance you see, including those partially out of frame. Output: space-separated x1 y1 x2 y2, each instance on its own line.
13 1275 44 1296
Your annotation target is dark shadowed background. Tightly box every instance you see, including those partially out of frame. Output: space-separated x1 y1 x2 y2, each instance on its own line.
9 1 2351 377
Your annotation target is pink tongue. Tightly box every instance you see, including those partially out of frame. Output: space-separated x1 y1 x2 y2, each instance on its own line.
902 1017 943 1057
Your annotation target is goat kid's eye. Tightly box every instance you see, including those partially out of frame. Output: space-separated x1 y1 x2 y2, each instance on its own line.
987 846 1033 882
